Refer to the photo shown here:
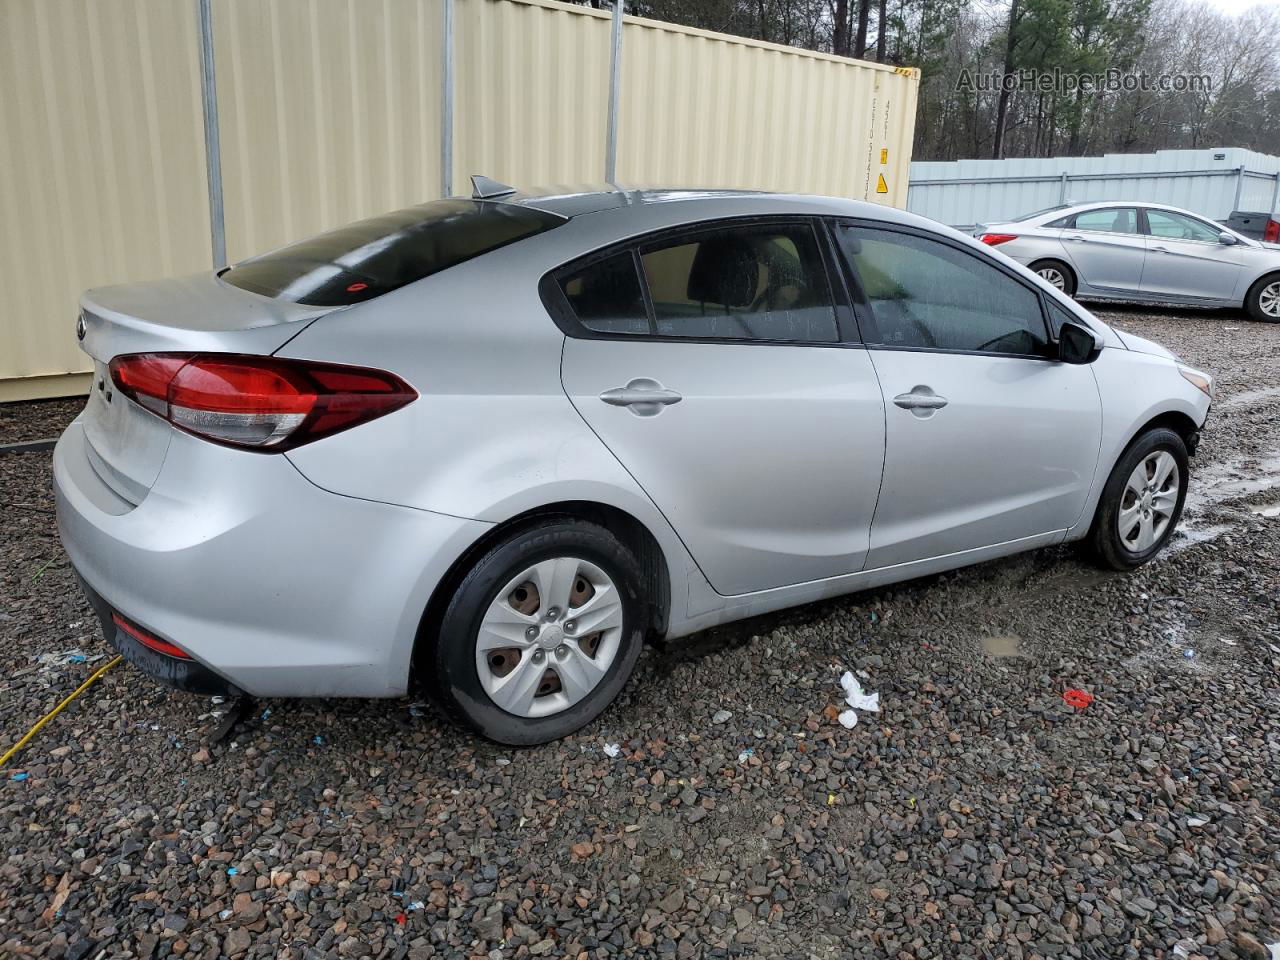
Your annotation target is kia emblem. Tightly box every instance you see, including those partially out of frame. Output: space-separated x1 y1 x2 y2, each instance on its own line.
76 314 86 341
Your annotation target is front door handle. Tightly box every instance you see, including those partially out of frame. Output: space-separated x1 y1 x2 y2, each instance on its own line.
893 386 949 419
1066 234 1086 242
1151 245 1170 253
599 378 683 417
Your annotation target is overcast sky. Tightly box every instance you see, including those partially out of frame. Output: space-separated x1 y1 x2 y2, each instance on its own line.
1198 0 1277 11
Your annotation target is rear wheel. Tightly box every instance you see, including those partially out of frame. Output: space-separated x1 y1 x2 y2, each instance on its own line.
1030 259 1077 297
1085 427 1188 570
1245 272 1280 323
428 519 646 745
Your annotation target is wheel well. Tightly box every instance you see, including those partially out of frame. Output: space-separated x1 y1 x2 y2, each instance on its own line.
410 501 671 689
1132 411 1200 456
1029 257 1075 279
1246 269 1280 302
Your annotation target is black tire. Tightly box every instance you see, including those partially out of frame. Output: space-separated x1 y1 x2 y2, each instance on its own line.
1085 427 1189 571
1029 259 1077 297
1244 272 1280 323
427 519 647 745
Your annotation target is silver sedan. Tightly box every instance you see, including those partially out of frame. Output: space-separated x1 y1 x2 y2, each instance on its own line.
55 182 1212 743
977 201 1280 322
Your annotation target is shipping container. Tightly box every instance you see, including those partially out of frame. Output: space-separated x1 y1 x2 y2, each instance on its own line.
0 0 919 402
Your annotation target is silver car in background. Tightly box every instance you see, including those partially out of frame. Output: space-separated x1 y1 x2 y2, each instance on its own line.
977 201 1280 322
55 183 1213 744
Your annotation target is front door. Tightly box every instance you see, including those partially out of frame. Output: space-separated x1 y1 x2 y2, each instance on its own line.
1140 208 1246 301
552 219 887 596
833 221 1103 569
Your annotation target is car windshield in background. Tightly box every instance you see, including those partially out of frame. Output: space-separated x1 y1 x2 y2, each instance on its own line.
1011 204 1069 222
221 199 564 306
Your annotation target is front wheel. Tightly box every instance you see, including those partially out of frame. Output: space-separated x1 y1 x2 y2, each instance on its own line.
427 519 647 745
1245 273 1280 323
1085 427 1188 570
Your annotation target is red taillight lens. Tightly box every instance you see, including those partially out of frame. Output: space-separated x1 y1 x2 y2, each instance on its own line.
1265 219 1279 244
112 612 191 659
980 233 1018 246
108 353 416 451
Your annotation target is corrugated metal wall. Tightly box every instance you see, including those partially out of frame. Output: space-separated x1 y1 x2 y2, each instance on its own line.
908 148 1280 230
1 0 918 402
0 0 211 399
617 15 917 206
213 0 445 263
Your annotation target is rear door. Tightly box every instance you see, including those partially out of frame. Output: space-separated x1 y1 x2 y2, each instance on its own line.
552 218 886 597
1058 206 1147 294
832 221 1102 569
1140 208 1246 301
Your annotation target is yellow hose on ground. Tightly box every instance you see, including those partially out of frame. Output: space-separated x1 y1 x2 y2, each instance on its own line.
0 655 123 771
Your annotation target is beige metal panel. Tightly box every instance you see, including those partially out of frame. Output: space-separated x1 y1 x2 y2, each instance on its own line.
0 0 210 392
616 13 918 206
214 0 445 263
453 0 612 197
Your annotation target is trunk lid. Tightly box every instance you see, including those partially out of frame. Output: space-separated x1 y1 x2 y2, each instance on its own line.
76 271 333 505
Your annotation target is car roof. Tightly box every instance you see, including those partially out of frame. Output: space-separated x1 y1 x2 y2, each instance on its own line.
483 183 926 227
1051 200 1216 219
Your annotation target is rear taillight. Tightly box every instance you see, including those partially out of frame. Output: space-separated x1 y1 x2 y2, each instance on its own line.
1265 219 1279 244
112 612 191 659
108 353 416 451
980 233 1018 246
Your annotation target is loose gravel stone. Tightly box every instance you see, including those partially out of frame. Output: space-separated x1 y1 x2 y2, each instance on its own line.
1 305 1278 959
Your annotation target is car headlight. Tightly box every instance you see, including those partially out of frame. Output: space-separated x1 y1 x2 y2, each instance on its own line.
1179 365 1214 399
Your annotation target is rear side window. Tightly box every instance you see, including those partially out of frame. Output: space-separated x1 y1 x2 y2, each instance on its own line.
639 223 838 342
560 252 650 335
222 199 563 306
1072 208 1140 234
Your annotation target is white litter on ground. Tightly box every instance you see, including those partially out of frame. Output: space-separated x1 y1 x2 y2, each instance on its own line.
837 671 880 728
1267 941 1280 960
602 743 620 758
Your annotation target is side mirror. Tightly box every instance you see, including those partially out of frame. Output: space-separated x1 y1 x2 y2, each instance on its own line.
1058 320 1103 364
1219 231 1239 245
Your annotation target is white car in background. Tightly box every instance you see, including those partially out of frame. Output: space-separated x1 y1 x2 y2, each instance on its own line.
977 201 1280 322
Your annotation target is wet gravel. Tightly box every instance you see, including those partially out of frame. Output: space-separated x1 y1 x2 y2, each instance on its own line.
1 306 1278 959
0 398 83 445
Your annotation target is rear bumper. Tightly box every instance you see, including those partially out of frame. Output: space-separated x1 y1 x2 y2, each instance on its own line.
54 419 491 698
76 571 243 697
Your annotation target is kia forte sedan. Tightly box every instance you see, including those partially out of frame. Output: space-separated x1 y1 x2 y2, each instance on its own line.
977 200 1280 322
55 181 1213 744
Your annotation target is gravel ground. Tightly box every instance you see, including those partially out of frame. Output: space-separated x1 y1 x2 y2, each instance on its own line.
0 399 84 445
1 306 1278 960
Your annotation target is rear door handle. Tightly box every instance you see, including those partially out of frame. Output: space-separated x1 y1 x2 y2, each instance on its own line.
893 386 948 418
1151 245 1170 253
600 378 683 417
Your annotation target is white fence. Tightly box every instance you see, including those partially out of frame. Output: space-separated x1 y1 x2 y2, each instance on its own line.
907 148 1280 229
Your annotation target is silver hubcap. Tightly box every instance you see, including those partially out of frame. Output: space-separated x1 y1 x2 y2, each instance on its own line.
1118 451 1180 553
475 557 623 718
1037 267 1066 290
1259 281 1280 318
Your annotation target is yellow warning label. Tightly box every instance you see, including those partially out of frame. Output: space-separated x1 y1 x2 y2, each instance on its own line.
876 173 889 194
880 148 889 164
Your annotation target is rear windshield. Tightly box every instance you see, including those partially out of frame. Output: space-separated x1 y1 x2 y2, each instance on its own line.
221 199 563 305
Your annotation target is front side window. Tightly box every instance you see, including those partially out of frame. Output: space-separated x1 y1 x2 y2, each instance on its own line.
1145 209 1221 243
1072 208 1140 234
638 223 839 342
222 199 563 306
836 225 1050 357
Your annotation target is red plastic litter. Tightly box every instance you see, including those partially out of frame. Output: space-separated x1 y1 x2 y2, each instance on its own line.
1063 689 1094 709
396 913 406 925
